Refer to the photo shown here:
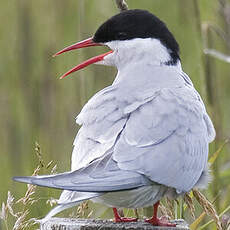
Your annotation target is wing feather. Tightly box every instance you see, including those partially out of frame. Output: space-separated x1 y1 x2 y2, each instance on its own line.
14 153 151 192
113 86 213 192
71 85 159 170
72 86 127 170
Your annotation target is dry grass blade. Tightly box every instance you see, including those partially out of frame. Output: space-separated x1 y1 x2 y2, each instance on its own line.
165 198 175 218
32 165 42 176
16 184 36 206
193 189 222 230
115 0 128 11
0 202 10 230
87 210 93 218
76 201 90 218
184 193 195 220
134 209 139 219
12 143 46 229
0 202 7 220
46 198 58 207
6 191 17 218
159 203 168 217
51 164 57 174
46 160 54 169
202 22 228 43
1 142 55 229
189 191 220 230
209 139 229 165
35 142 44 167
204 48 230 63
14 183 39 229
118 208 124 217
190 212 206 230
159 203 173 219
12 210 29 230
0 192 18 230
199 203 230 229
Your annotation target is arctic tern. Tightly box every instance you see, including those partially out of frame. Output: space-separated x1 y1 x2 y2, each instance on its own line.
14 9 215 226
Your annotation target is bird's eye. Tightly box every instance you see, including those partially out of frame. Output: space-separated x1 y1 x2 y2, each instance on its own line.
116 32 127 40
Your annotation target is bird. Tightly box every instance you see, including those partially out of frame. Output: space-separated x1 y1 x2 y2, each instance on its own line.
13 9 215 227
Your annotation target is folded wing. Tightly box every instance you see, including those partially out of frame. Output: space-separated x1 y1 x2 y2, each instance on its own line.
113 86 215 192
13 153 151 192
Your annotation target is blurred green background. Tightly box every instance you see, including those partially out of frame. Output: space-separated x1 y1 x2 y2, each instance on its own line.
0 0 230 229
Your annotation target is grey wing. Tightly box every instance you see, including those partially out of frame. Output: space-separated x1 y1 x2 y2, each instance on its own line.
13 153 151 192
71 84 158 170
71 85 127 170
113 86 215 192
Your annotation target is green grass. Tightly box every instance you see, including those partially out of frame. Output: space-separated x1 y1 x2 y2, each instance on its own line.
1 0 230 229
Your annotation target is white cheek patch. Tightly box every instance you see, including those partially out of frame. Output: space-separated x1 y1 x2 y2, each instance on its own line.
104 38 172 69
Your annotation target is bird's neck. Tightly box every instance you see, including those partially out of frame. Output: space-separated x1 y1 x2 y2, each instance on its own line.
113 59 182 86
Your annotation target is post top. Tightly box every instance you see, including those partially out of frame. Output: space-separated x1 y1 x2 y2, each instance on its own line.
40 218 190 230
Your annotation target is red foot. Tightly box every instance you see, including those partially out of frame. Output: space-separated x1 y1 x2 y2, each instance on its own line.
115 217 138 223
145 217 176 227
113 208 138 223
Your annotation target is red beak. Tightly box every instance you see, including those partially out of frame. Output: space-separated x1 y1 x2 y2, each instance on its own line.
53 37 113 79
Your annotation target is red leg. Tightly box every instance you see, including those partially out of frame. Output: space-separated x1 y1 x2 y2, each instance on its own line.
113 208 138 223
145 201 176 227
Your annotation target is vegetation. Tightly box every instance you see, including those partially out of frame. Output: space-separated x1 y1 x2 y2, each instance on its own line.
0 0 230 229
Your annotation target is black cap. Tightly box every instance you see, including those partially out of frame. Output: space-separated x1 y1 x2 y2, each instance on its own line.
93 9 180 65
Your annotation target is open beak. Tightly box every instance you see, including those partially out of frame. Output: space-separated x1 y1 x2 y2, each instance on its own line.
53 37 113 79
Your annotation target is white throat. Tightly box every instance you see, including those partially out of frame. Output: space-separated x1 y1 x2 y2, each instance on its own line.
103 38 180 70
